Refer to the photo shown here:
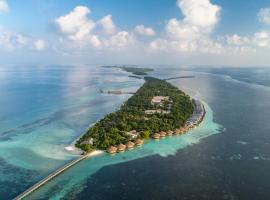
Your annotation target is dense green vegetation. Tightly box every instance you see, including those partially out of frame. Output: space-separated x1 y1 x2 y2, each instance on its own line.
76 77 193 152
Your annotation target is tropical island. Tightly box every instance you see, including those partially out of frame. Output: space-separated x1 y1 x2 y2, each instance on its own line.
102 65 154 76
14 76 205 200
76 77 205 154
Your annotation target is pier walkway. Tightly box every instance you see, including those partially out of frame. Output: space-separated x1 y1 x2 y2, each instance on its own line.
14 154 89 200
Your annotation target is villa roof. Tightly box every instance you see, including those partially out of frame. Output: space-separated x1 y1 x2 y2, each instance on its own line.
117 144 126 151
135 139 144 145
152 133 160 139
126 141 135 148
107 146 117 154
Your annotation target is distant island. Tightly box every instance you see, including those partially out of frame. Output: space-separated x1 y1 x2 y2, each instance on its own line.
76 77 205 153
102 65 154 76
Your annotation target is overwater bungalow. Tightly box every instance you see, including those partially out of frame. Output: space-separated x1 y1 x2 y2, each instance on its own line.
126 141 135 148
135 139 144 146
152 133 160 139
117 144 126 152
174 129 180 135
179 127 186 133
167 130 173 136
160 131 166 137
107 146 117 154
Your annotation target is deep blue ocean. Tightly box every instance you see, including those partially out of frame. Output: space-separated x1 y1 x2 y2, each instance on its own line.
1 65 270 200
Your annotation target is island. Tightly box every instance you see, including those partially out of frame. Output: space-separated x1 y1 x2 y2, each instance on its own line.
76 77 205 154
14 76 206 200
102 65 154 76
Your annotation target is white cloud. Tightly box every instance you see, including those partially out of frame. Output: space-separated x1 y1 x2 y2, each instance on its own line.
34 39 46 50
220 31 270 54
166 0 220 41
151 0 221 53
98 15 116 35
0 28 29 51
54 6 136 50
0 27 49 52
104 31 134 49
55 6 95 41
135 25 155 36
88 35 102 48
258 8 270 25
226 34 250 46
253 31 270 47
0 0 8 13
179 0 220 29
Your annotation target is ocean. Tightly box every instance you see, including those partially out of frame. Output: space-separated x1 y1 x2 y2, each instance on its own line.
1 65 270 199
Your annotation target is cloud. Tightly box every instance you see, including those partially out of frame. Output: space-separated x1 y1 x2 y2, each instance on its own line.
253 31 270 47
226 34 250 46
0 0 8 13
104 31 134 49
135 25 155 36
55 6 95 41
179 0 220 28
0 28 29 51
166 0 220 41
98 15 116 35
150 0 221 53
0 27 49 52
34 39 46 50
54 6 137 51
258 8 270 25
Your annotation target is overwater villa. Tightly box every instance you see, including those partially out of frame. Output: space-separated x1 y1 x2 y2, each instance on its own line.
167 130 173 136
152 133 161 139
107 146 117 154
126 141 135 149
160 131 167 137
117 144 126 152
135 139 144 146
174 129 181 135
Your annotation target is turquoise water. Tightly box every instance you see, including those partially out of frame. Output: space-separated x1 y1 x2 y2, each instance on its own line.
27 102 221 199
58 67 270 200
0 65 143 198
4 65 270 199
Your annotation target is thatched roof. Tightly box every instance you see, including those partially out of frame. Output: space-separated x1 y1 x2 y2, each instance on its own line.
135 139 144 145
152 133 160 139
159 131 166 137
179 127 185 132
126 141 135 148
167 130 173 135
117 144 126 151
107 146 117 154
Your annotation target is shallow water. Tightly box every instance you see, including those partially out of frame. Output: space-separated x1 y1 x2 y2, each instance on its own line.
66 68 270 200
2 66 270 199
26 102 220 200
0 65 143 199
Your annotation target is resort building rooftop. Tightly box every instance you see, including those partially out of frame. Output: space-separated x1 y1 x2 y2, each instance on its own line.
151 96 170 105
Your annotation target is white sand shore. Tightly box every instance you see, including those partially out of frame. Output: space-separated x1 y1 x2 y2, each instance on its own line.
86 150 104 157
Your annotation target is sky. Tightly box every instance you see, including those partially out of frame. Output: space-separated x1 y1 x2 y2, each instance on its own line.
0 0 270 66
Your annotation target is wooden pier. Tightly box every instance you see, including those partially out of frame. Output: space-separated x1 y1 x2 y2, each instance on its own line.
13 154 89 200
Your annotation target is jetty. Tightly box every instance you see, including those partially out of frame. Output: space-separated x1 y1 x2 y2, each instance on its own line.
13 154 89 200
